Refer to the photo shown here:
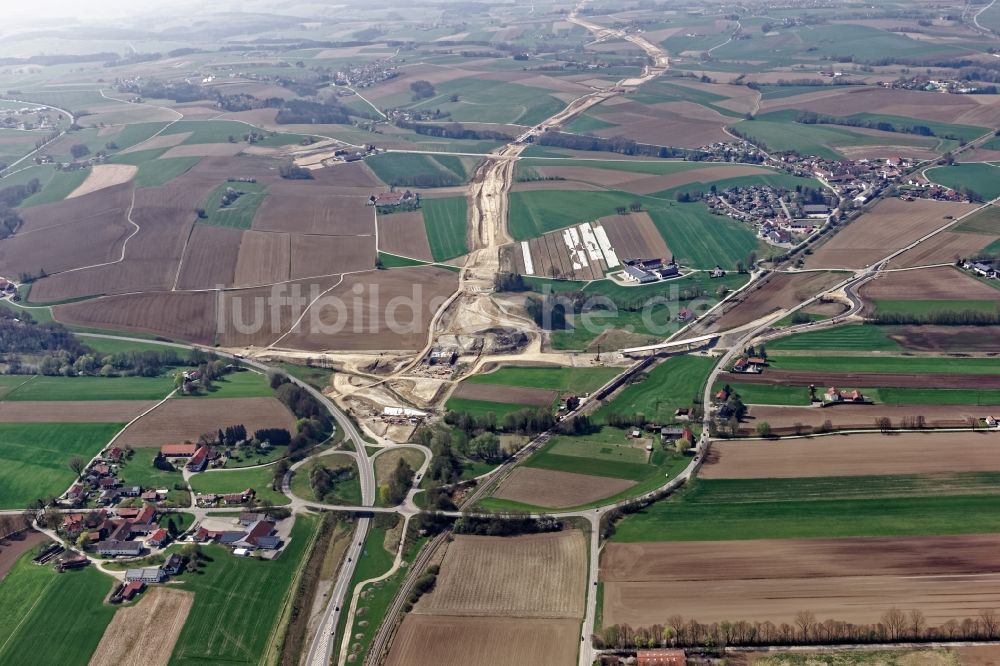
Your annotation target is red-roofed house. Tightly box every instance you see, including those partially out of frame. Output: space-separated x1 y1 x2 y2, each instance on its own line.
637 649 686 666
186 446 210 472
121 581 144 601
148 529 168 547
161 442 197 457
135 505 156 525
223 488 255 505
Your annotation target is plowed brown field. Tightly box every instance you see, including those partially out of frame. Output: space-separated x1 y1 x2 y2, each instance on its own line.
418 530 586 618
116 396 295 447
377 211 433 261
719 368 1000 389
253 186 374 236
451 382 557 407
599 212 669 260
89 587 194 666
602 535 1000 626
233 230 290 287
888 325 1000 352
701 432 1000 479
804 198 977 269
159 143 245 158
889 230 998 268
0 401 155 423
386 615 578 666
860 265 1000 302
493 466 636 507
708 271 846 331
54 291 217 345
175 225 242 289
289 233 376 278
742 403 989 435
0 530 46 581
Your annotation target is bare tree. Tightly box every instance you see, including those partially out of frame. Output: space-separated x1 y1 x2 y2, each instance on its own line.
794 610 816 641
908 609 926 638
980 609 999 638
68 455 84 477
882 607 907 640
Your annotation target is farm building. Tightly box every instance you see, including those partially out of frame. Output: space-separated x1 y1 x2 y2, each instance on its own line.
125 567 164 583
186 445 210 472
163 553 186 575
120 581 144 601
223 488 255 505
160 442 197 457
96 540 142 557
623 264 657 283
824 387 866 404
148 529 169 547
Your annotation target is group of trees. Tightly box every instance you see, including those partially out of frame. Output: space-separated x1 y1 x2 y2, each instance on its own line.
453 513 560 536
537 131 699 159
275 98 353 125
309 461 355 502
795 111 948 139
409 80 437 101
381 459 415 505
270 374 333 459
445 405 556 438
0 178 41 240
596 608 1000 649
394 119 512 142
279 162 313 180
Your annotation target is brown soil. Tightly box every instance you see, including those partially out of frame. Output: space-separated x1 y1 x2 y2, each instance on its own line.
888 325 1000 352
233 230 290 287
386 615 579 666
742 403 991 434
0 530 46 581
709 271 846 332
289 233 376 278
0 401 156 423
700 431 1000 479
599 212 670 261
54 291 218 345
804 198 978 269
889 231 998 268
860 265 1000 302
450 382 558 407
0 184 133 278
595 106 731 149
376 211 434 262
68 165 137 199
493 466 636 508
601 534 1000 626
253 186 374 236
88 587 194 666
175 225 242 290
116 396 296 447
417 531 586 618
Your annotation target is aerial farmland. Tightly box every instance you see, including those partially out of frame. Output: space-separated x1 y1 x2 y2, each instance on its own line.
1 0 1000 664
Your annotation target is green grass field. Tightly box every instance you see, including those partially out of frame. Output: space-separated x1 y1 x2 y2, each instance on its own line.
444 397 536 420
399 78 566 125
169 514 316 666
466 366 619 394
0 374 174 401
647 202 769 269
612 478 1000 542
366 153 470 187
873 299 998 316
377 252 427 268
509 190 638 240
652 172 821 201
178 370 273 398
289 454 361 506
873 387 1000 406
596 355 714 424
953 205 1000 243
0 422 123 508
0 554 115 666
767 324 902 351
160 120 310 146
116 447 190 506
278 363 334 390
731 111 942 160
20 169 89 206
421 196 468 261
197 181 266 229
718 382 812 406
516 158 717 177
769 354 1000 375
188 465 290 506
135 156 201 188
80 337 181 356
925 163 1000 201
332 524 396 654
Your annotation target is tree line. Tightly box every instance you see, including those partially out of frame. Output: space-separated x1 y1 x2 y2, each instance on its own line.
537 131 702 159
795 111 951 139
0 178 41 240
871 310 1000 326
394 119 513 142
596 608 1000 650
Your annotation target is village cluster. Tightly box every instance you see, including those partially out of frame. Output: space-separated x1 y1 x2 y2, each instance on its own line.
0 105 58 131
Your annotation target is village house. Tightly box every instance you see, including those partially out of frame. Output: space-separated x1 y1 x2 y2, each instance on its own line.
223 488 255 505
824 387 866 404
368 190 417 207
636 649 686 666
120 581 144 601
186 445 210 472
147 528 169 548
163 553 186 575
